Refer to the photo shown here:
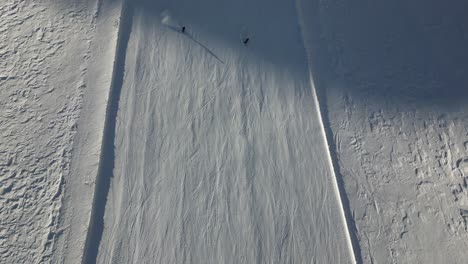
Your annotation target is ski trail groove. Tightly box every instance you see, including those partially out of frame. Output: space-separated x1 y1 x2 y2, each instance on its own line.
82 1 133 263
294 1 362 263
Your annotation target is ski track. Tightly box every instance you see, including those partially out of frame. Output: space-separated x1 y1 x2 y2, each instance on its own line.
94 0 354 263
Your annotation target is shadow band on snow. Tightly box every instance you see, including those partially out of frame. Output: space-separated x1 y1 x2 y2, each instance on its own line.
82 2 134 264
308 0 468 110
166 24 225 64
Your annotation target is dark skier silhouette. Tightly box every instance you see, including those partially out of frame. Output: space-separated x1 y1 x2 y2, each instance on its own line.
243 37 249 45
181 26 186 33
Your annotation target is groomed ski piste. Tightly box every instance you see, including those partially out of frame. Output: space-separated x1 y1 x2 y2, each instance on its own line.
84 0 357 263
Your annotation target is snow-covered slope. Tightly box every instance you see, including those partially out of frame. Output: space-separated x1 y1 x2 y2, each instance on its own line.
6 0 468 263
92 0 355 263
0 1 97 263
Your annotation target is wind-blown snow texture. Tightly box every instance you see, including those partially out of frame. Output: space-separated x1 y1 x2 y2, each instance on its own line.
95 0 354 263
0 1 97 262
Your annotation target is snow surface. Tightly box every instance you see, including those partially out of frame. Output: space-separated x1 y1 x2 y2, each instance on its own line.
0 1 97 262
53 1 124 263
93 0 354 263
300 0 468 263
4 0 468 263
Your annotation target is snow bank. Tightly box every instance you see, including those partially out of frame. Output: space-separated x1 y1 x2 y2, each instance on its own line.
52 0 124 263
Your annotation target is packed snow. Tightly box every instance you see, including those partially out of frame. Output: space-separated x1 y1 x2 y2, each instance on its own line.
93 0 354 263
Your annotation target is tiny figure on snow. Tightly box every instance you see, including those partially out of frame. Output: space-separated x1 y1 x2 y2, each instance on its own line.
243 37 249 45
181 26 186 33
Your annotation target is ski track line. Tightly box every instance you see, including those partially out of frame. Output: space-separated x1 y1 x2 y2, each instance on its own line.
295 1 360 263
82 1 133 263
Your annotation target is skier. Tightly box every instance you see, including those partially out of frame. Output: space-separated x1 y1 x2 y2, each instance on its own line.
243 37 249 45
181 26 186 33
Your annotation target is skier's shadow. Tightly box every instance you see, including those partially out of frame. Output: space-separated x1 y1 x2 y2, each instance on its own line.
166 25 224 64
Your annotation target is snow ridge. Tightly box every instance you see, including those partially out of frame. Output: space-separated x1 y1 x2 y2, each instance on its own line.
309 74 359 264
294 1 360 263
82 1 133 264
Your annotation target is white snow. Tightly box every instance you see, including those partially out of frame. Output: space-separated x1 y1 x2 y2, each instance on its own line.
94 0 354 263
300 0 468 263
53 1 124 263
0 0 96 262
4 0 468 263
